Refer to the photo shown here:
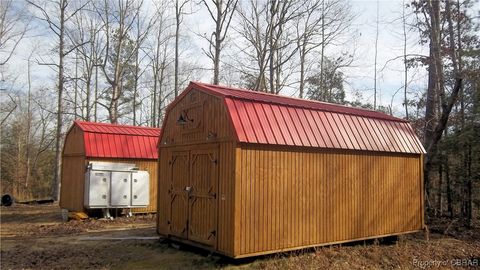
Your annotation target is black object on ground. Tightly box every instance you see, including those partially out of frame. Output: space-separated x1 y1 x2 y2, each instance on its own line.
1 194 13 206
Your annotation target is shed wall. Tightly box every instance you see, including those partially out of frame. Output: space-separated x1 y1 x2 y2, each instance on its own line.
157 89 237 255
60 156 86 211
62 125 85 155
157 142 236 255
60 125 86 211
60 157 158 213
233 145 423 257
160 89 234 146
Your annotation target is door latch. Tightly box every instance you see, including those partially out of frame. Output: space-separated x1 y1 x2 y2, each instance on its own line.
185 186 192 192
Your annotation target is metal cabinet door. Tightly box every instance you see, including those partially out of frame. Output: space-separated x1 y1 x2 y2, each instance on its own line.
110 172 131 206
131 171 150 206
86 171 110 207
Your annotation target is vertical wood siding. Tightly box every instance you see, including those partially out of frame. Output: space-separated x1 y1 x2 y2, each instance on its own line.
157 89 236 255
62 126 84 155
234 145 423 257
61 125 159 213
216 142 235 255
157 143 236 255
60 156 158 213
157 85 424 258
59 156 86 211
160 89 234 146
60 125 85 211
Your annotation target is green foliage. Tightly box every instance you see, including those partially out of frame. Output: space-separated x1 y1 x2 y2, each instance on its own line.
102 28 141 119
306 58 346 104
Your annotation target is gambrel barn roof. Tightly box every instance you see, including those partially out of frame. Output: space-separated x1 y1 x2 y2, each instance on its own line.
73 121 161 159
173 82 425 154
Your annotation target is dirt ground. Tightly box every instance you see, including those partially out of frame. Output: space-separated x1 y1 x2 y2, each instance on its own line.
1 204 479 270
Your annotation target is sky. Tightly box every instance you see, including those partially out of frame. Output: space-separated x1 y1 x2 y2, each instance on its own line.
344 0 428 114
189 0 430 116
2 0 478 119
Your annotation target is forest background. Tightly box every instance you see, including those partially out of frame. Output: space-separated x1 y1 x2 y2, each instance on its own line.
1 0 479 229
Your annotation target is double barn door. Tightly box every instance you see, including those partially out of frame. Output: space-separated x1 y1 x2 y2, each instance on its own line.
168 145 218 247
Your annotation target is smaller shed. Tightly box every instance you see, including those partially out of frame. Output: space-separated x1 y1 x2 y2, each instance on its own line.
60 121 160 214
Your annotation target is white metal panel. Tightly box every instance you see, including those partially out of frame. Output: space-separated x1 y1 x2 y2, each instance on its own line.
89 162 136 171
131 171 149 206
110 172 131 206
85 170 110 207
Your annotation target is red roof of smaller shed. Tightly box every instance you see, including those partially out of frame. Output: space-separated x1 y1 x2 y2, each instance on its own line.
176 82 425 154
74 121 160 159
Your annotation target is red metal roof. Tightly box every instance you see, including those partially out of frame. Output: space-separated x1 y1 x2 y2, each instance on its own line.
175 82 425 154
74 121 161 159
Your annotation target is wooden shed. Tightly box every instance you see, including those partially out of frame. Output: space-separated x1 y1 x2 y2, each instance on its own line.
157 82 426 258
60 121 160 214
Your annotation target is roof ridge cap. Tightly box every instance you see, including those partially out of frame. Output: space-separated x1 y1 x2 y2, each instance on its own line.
75 120 161 131
194 82 407 123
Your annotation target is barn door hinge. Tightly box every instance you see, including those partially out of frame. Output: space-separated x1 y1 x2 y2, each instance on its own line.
207 230 216 239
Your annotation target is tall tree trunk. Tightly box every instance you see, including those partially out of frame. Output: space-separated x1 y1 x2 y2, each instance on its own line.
152 64 158 127
94 65 98 122
132 53 139 126
465 144 472 228
373 0 379 109
423 0 442 202
298 42 305 98
402 0 409 119
452 0 469 228
319 0 325 100
25 57 32 192
85 72 91 121
53 0 66 201
74 52 78 119
158 56 166 127
445 154 453 218
174 0 180 97
437 158 443 216
213 0 222 85
132 16 140 125
268 0 276 94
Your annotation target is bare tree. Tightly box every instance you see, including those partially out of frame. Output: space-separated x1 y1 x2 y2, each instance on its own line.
266 0 302 94
295 0 323 98
28 0 88 200
94 0 151 124
373 0 379 109
200 0 238 85
173 0 192 97
236 0 301 93
295 0 354 98
412 0 464 216
0 0 29 66
147 1 174 127
235 0 270 91
131 8 153 125
402 0 409 119
69 4 103 121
